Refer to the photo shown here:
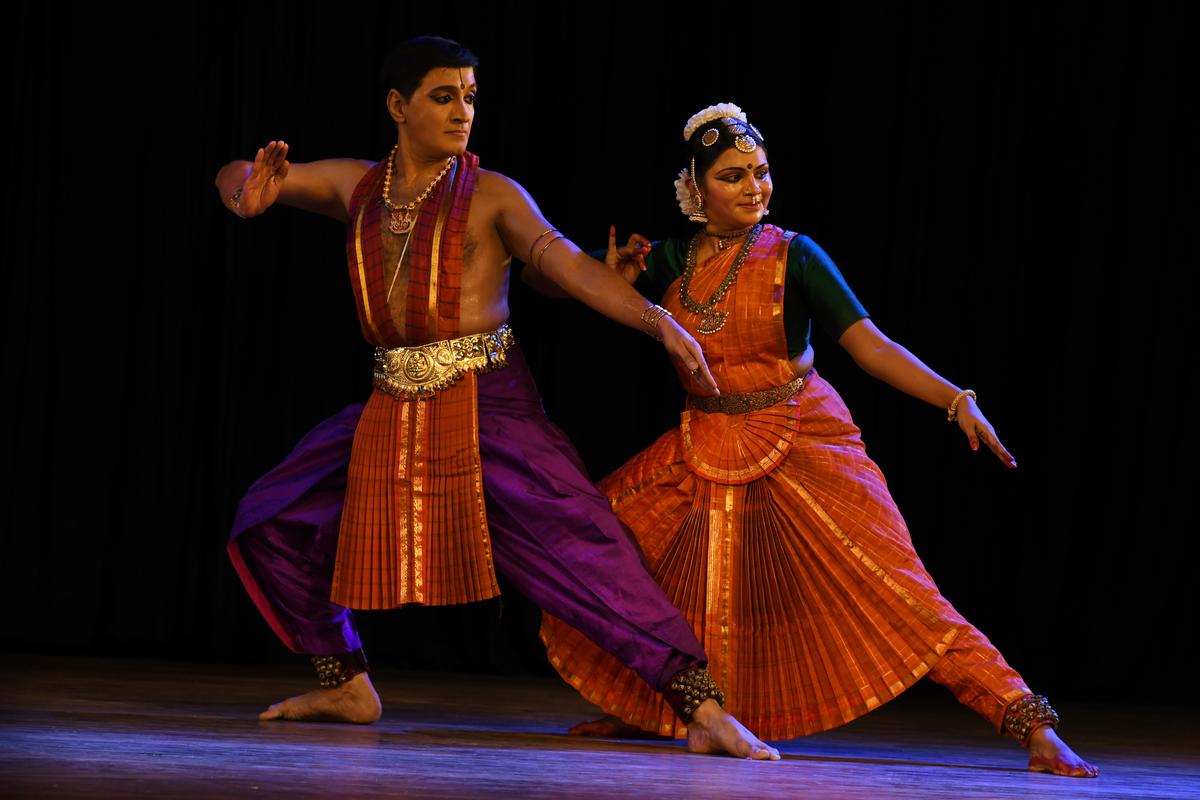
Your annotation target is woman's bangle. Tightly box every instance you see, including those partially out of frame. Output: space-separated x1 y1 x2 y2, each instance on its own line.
947 389 977 422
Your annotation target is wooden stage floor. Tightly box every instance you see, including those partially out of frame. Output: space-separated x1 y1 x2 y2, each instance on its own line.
0 654 1195 799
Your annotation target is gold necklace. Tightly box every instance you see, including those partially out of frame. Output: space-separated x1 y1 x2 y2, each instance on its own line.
679 224 762 334
381 147 455 234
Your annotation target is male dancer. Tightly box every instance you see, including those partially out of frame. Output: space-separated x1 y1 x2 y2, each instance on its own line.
215 37 777 760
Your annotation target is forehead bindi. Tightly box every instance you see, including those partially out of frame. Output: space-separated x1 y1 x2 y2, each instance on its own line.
713 150 769 173
420 67 477 93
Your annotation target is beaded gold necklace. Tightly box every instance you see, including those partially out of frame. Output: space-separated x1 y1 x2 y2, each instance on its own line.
381 146 455 234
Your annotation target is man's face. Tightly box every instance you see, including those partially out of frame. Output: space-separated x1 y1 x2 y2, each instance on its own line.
391 67 477 157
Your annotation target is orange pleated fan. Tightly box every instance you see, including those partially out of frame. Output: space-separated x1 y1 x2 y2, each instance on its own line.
541 377 963 740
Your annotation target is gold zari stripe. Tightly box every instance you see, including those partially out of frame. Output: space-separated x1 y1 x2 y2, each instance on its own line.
427 159 458 342
353 201 382 345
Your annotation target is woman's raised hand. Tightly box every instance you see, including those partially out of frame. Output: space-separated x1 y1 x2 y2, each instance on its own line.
605 226 652 284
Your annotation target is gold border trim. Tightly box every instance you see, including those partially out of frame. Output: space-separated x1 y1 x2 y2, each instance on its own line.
353 201 382 345
427 157 459 341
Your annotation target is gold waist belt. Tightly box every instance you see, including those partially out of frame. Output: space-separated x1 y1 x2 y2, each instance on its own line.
688 370 809 415
373 324 515 399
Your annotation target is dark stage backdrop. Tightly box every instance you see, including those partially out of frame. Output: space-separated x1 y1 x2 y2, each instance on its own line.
2 2 1195 703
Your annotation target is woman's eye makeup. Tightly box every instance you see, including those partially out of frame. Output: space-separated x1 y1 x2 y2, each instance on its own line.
717 168 768 183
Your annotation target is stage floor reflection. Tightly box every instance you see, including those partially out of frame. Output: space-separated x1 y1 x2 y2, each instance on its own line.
0 655 1195 799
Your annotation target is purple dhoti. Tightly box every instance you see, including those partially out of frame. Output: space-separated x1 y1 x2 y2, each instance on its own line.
228 346 705 692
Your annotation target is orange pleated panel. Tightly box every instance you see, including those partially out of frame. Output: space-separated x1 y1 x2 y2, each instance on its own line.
330 374 498 609
680 400 801 484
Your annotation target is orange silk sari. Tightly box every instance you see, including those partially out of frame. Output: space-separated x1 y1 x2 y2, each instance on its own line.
541 225 1027 738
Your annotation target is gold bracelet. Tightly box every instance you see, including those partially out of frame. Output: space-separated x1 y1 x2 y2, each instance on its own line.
527 228 558 265
640 304 673 339
947 389 977 422
534 234 565 269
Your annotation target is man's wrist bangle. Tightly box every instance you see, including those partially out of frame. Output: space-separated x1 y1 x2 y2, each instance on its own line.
640 304 673 340
229 186 246 218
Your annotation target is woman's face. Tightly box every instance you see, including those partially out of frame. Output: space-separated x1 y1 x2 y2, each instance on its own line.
698 145 771 230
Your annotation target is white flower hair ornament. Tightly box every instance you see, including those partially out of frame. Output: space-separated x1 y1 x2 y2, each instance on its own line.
682 102 747 142
675 168 703 220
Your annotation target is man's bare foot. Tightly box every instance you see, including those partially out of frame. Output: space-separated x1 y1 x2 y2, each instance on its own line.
686 700 779 760
568 715 660 739
258 672 382 724
1027 727 1099 778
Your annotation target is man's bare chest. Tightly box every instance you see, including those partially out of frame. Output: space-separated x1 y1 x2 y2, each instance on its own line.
376 206 503 283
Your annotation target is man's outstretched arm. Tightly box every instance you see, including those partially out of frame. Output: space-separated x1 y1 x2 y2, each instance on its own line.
488 172 719 396
215 140 370 223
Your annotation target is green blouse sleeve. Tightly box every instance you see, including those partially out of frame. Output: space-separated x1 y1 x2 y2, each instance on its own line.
633 239 688 305
783 235 869 357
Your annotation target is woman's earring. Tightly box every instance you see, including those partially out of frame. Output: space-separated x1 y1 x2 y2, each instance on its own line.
688 182 708 224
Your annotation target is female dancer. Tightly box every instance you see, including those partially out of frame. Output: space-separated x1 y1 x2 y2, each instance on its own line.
537 103 1097 778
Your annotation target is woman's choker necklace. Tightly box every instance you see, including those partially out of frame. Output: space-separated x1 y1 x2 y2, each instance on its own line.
701 225 754 251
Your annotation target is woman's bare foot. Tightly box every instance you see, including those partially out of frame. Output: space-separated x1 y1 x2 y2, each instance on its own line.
1027 727 1099 778
686 700 779 760
258 672 382 724
568 715 656 738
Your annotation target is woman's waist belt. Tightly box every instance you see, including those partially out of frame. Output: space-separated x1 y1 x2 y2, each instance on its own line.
373 324 515 400
687 370 809 415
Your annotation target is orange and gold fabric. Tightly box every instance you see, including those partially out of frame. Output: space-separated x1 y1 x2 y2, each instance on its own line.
330 153 500 608
540 225 1029 739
